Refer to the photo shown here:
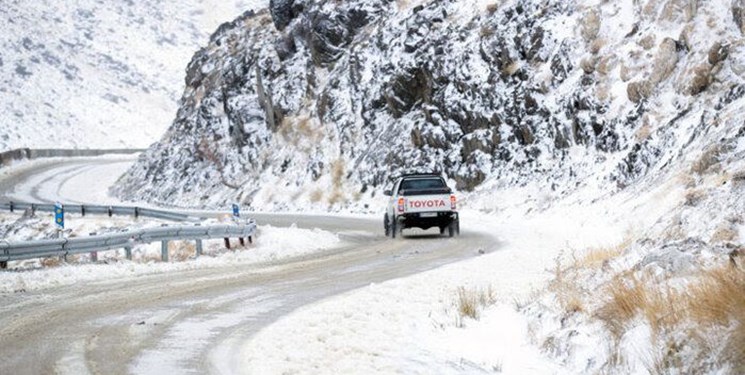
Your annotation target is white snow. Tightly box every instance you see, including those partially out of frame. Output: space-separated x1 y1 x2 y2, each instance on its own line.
0 221 341 294
0 0 269 151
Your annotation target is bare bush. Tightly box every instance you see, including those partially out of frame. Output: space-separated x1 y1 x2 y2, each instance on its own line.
456 286 497 325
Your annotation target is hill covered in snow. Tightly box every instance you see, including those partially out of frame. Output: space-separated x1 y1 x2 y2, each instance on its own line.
113 0 745 372
0 0 267 151
115 0 745 213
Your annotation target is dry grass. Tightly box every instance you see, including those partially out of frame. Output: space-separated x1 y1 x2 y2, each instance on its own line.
591 265 745 370
635 123 652 142
596 55 615 76
596 272 687 338
684 267 745 369
549 240 631 316
479 26 495 38
309 189 323 203
328 159 346 205
501 61 521 76
169 241 197 262
279 115 322 149
40 256 63 268
711 226 738 244
590 38 606 55
456 286 497 325
691 145 722 175
576 240 629 269
683 188 705 206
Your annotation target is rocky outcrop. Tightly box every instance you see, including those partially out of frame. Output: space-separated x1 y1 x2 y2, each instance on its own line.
114 0 745 210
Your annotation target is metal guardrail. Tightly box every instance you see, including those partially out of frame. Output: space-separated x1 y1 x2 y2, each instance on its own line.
0 223 256 265
0 202 197 222
0 148 145 167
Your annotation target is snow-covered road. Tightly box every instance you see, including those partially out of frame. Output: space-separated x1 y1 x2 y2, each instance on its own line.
0 157 522 374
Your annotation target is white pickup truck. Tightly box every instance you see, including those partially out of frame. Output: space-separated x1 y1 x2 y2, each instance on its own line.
383 174 460 238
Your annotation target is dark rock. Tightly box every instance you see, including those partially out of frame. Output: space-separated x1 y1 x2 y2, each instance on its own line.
270 0 304 31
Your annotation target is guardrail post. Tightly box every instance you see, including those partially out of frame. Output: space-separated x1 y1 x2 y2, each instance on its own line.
224 238 231 249
125 246 132 261
81 205 86 217
239 237 245 246
134 207 139 218
248 236 253 244
9 201 13 213
161 241 168 262
108 206 113 217
0 261 6 269
31 203 36 215
196 239 203 256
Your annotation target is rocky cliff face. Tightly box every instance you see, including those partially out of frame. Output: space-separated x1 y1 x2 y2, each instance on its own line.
114 0 745 211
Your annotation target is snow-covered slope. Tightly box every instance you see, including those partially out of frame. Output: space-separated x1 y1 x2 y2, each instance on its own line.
0 0 267 151
110 1 745 371
114 0 745 214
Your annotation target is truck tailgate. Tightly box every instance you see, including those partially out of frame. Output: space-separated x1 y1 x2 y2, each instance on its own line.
404 194 452 213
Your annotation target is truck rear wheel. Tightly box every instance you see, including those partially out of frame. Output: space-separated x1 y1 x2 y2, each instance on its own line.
390 217 401 238
448 219 460 237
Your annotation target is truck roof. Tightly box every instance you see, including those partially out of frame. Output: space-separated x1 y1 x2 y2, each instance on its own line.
394 173 443 180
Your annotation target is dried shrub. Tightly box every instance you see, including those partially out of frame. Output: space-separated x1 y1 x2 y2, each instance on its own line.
590 38 606 54
479 26 495 38
690 145 722 175
309 189 323 203
711 226 737 244
580 57 596 74
596 55 615 76
40 257 63 268
687 267 745 368
620 64 633 82
328 159 346 205
456 286 497 325
684 189 705 206
635 124 652 142
576 240 628 269
581 9 601 42
501 61 521 76
169 241 197 261
486 3 499 15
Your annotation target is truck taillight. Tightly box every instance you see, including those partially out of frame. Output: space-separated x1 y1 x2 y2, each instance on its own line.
398 197 405 213
450 195 457 210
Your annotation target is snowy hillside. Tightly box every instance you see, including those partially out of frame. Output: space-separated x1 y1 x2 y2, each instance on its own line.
110 0 745 372
0 0 267 151
114 0 744 213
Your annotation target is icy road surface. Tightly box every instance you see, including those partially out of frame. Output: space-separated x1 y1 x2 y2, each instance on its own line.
0 157 505 374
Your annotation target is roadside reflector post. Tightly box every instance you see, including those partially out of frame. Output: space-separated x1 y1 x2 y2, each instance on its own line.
161 241 169 262
196 239 203 256
9 201 13 213
125 246 132 261
239 237 245 246
90 251 98 263
224 238 231 249
134 207 139 218
0 261 6 269
81 205 86 216
248 236 253 244
108 206 113 217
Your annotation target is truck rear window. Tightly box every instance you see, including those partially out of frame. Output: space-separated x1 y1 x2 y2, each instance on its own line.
400 178 447 195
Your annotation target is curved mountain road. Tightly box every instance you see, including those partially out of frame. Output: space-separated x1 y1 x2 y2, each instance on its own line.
0 157 497 374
